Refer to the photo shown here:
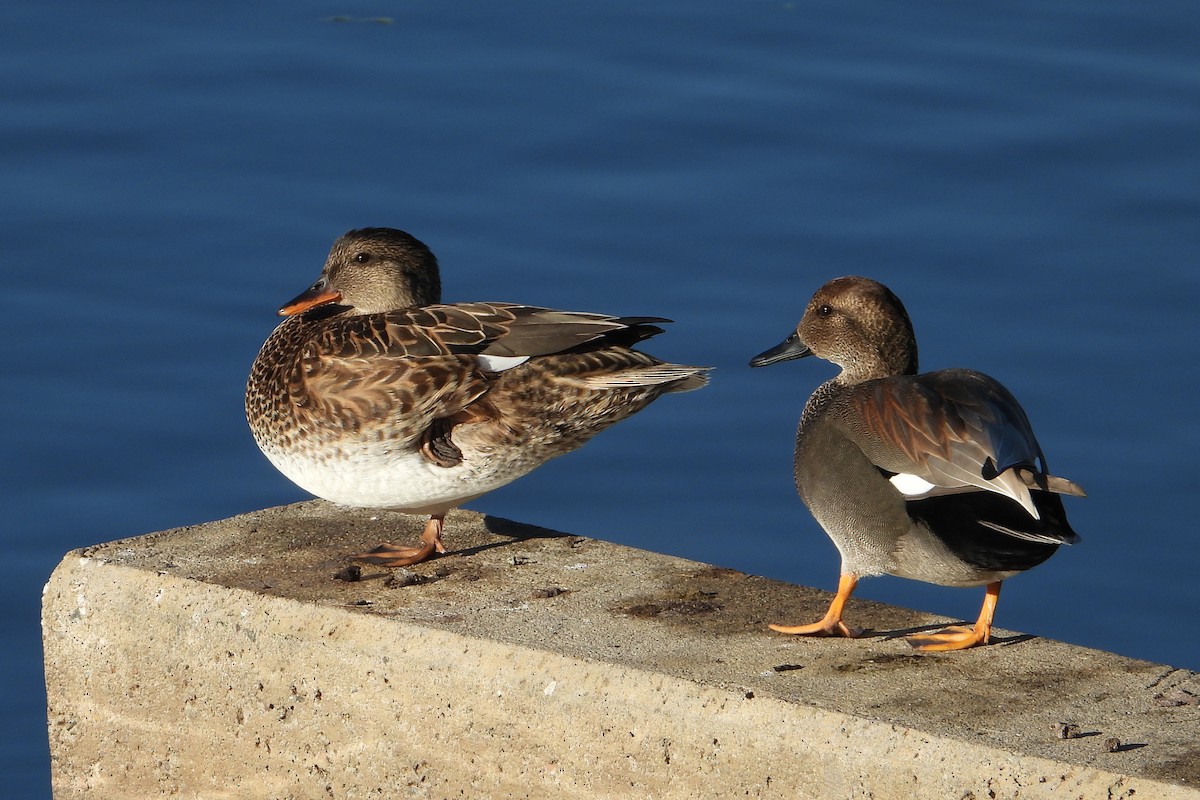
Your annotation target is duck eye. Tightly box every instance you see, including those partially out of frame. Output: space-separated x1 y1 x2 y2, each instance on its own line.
354 251 371 264
818 304 833 317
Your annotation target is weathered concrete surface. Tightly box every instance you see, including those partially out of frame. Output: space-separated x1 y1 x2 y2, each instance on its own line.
43 501 1200 799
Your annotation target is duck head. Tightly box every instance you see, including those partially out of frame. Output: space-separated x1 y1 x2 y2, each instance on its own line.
279 227 442 317
750 276 919 382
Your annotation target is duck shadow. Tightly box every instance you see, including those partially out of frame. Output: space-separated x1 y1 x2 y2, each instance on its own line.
481 515 571 541
446 515 572 559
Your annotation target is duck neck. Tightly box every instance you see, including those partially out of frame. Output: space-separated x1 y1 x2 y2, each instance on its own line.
836 340 918 385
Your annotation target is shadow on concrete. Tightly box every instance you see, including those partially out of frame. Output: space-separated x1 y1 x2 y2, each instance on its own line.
482 515 571 542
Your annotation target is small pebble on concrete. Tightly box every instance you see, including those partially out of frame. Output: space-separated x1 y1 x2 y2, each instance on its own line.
332 565 362 582
1055 722 1081 740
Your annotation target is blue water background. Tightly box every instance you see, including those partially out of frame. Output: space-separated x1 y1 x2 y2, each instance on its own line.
4 2 1198 795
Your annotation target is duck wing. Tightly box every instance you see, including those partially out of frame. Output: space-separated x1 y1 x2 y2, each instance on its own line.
289 303 683 440
845 368 1084 522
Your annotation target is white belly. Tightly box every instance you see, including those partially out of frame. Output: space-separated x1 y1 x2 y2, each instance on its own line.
261 443 529 516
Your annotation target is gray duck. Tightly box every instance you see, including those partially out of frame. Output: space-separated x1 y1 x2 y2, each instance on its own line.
247 227 709 566
749 276 1083 651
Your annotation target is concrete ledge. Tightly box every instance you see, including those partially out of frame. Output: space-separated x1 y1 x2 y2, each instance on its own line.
43 501 1199 799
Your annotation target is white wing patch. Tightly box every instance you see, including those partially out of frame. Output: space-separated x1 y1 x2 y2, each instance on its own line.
889 472 938 497
476 354 531 372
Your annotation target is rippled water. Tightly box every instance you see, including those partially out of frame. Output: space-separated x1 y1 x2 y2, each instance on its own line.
5 1 1198 794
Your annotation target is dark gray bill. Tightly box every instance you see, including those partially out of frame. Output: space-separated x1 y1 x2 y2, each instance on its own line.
749 333 812 367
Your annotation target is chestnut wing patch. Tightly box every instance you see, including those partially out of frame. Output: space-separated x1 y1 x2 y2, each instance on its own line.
850 369 1049 519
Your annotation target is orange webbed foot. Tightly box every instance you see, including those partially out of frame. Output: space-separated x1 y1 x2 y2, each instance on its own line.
905 624 990 652
769 619 863 638
770 573 861 638
352 515 446 567
905 581 1002 652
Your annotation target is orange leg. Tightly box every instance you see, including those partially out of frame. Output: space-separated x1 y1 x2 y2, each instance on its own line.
770 573 863 638
352 514 446 567
906 581 1002 652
